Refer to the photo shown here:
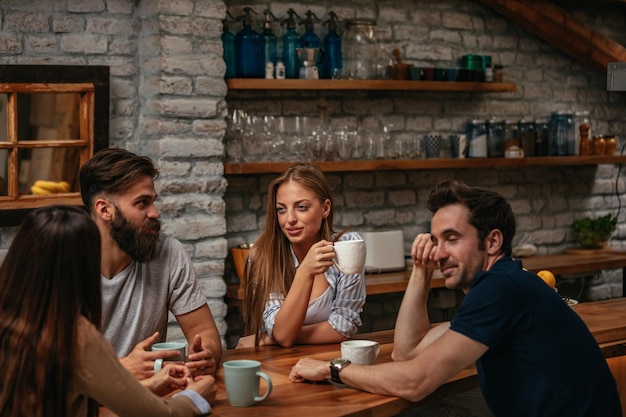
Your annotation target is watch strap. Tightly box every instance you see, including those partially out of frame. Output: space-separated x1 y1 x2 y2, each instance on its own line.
330 358 350 384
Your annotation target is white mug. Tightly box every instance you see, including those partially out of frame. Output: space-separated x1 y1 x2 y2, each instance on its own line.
334 239 366 274
223 360 273 407
341 340 380 365
152 341 187 372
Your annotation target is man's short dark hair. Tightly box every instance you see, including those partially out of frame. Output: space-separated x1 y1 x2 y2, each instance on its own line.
79 148 159 213
427 180 516 256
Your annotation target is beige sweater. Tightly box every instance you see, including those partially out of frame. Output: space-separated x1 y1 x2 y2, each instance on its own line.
67 316 204 417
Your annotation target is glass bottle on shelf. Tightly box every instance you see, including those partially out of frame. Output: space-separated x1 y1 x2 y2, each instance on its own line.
235 7 262 78
222 12 236 79
299 10 321 48
322 11 342 79
281 9 301 79
260 9 278 68
534 118 549 156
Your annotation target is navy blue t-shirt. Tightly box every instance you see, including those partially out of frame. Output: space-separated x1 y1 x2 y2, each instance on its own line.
450 257 621 417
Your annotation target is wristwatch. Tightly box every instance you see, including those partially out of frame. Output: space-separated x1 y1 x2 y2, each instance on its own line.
329 357 351 384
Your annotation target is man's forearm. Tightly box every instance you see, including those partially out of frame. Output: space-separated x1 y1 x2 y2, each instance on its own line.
392 266 434 360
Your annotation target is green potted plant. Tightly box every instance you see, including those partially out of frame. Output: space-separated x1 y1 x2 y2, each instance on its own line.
572 213 617 249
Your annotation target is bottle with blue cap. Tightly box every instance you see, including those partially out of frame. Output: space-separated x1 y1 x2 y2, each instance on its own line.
222 11 236 79
281 9 301 79
235 7 262 78
298 10 321 48
322 11 342 79
260 9 278 68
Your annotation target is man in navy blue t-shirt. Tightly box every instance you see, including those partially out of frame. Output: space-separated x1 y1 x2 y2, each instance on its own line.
290 180 621 417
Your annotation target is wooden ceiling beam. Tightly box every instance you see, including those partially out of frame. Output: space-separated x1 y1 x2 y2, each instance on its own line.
477 0 626 72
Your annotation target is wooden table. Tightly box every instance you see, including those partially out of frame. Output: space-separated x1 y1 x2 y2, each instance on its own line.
101 298 626 417
210 330 478 417
209 298 626 417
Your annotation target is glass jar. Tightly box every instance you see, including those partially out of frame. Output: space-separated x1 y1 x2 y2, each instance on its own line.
503 120 521 157
534 118 549 156
517 119 535 157
486 118 504 157
549 111 575 156
604 135 618 155
342 18 378 80
465 119 487 158
592 135 606 156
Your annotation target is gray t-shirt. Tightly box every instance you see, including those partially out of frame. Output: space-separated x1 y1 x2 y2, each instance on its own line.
101 236 207 357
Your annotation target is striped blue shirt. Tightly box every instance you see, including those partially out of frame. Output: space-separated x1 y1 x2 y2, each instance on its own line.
263 231 366 339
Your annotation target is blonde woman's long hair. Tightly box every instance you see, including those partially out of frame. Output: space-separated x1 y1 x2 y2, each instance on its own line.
242 164 334 345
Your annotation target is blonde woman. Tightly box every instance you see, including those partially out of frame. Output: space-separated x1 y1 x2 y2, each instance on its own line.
240 164 366 348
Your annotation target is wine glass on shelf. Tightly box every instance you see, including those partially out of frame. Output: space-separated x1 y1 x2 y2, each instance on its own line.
225 108 246 162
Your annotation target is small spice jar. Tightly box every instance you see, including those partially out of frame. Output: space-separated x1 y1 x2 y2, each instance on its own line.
604 135 617 155
493 65 504 83
592 135 606 156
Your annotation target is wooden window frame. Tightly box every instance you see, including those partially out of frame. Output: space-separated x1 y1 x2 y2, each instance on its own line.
0 65 109 226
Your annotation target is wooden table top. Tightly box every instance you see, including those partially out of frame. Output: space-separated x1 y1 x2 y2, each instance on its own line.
210 330 477 417
208 297 626 417
101 297 626 417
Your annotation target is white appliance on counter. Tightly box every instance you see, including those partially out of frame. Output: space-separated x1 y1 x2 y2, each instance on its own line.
361 230 406 273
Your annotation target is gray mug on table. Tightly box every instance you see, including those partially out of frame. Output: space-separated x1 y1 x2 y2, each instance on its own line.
152 341 187 372
223 359 273 407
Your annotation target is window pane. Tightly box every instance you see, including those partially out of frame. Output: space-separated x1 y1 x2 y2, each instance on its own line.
0 149 6 196
17 93 81 140
0 93 7 144
19 147 79 195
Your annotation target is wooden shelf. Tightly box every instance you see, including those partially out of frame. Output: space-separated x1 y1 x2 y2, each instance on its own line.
224 155 626 174
226 78 517 92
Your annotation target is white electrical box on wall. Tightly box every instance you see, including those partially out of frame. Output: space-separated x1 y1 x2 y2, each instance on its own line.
607 62 626 91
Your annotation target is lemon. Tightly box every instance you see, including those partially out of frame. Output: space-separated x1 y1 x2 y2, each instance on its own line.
537 270 556 288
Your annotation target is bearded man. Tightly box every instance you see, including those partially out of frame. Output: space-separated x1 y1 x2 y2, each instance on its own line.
80 148 222 383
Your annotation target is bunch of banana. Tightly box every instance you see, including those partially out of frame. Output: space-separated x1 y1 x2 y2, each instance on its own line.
31 180 71 195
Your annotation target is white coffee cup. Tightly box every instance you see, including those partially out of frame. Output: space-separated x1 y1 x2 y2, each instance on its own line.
334 239 366 274
341 340 380 365
223 359 273 407
152 341 187 372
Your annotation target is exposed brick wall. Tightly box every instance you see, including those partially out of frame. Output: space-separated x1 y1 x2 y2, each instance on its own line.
222 0 626 346
0 0 230 347
1 0 626 350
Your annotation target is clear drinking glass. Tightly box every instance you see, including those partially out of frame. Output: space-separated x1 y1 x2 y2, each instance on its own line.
225 109 246 162
334 128 352 160
242 115 263 162
349 130 364 159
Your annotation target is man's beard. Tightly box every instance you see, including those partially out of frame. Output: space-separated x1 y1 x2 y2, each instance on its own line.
110 207 161 262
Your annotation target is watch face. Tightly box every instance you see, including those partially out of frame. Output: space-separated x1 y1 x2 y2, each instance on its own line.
332 357 351 366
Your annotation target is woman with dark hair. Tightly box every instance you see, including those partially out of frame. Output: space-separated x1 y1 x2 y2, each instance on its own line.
240 163 366 348
0 205 216 417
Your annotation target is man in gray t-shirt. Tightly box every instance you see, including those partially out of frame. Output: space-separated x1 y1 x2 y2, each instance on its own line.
80 148 222 381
